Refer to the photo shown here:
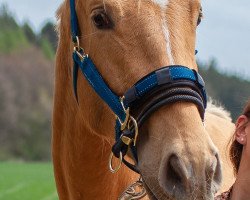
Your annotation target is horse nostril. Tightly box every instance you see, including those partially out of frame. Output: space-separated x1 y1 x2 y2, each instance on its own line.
163 155 191 196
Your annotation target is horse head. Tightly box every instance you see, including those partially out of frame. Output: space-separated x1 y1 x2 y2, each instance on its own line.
55 0 222 199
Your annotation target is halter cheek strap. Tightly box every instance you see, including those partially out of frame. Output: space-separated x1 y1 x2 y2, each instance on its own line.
70 0 79 43
73 54 128 122
70 0 207 174
70 0 127 123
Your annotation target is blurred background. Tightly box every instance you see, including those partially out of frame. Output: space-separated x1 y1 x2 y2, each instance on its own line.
0 0 249 200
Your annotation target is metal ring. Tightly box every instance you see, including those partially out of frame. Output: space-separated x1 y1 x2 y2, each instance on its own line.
109 152 123 173
117 96 130 131
73 36 88 61
74 48 88 61
129 116 139 146
74 36 80 50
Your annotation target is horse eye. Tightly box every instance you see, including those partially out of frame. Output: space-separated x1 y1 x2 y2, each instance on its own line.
92 11 113 29
197 7 203 26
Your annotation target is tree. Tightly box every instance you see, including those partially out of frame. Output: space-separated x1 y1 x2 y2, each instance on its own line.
0 4 18 29
40 21 57 51
22 22 36 44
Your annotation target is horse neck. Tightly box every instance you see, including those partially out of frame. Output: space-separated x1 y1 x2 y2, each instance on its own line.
53 41 138 199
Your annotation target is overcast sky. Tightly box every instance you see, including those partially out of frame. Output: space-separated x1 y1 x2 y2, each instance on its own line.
0 0 249 78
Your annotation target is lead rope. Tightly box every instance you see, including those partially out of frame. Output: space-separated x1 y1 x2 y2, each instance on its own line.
118 177 147 200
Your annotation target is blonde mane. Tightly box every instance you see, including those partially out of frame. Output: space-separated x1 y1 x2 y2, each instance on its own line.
206 100 232 122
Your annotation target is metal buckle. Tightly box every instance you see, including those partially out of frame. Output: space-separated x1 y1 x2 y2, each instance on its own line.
117 97 130 131
121 135 133 146
109 152 123 173
128 116 139 146
118 97 139 146
73 36 88 61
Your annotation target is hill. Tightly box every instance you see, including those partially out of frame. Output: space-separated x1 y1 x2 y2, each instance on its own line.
0 5 54 160
0 47 53 160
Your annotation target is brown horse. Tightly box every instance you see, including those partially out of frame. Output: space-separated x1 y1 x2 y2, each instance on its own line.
53 0 234 199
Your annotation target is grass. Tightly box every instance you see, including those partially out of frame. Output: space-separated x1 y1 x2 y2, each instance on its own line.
0 162 58 200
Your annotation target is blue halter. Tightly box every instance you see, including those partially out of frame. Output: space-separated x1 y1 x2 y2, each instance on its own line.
70 0 207 174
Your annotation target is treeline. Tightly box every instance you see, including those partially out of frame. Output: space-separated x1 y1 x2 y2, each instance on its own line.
0 5 55 161
0 4 56 59
199 60 250 121
0 4 249 161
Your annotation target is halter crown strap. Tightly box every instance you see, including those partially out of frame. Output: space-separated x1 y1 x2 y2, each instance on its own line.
70 0 79 43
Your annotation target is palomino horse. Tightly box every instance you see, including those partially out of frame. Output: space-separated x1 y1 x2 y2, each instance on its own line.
53 0 235 199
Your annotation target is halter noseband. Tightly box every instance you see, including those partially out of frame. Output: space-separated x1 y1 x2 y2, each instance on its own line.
69 0 207 174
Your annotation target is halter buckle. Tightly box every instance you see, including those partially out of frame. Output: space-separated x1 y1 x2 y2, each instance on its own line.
118 97 139 146
73 36 88 61
128 116 139 146
120 116 139 147
121 135 133 146
117 97 130 131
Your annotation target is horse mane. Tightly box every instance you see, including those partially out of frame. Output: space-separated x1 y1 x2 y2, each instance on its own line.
205 99 232 122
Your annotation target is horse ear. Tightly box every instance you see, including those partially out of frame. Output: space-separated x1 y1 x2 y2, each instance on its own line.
235 115 248 145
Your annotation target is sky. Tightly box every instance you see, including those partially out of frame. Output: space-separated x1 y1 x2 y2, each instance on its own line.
0 0 249 78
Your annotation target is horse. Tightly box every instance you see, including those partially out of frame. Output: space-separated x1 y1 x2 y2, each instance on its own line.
53 0 235 199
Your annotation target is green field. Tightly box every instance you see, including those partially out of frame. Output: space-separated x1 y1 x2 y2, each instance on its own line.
0 162 58 200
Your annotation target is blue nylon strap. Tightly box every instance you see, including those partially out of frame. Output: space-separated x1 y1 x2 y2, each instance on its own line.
115 119 122 141
73 53 126 122
136 74 158 96
70 0 126 125
170 66 197 81
70 0 79 43
191 69 207 108
124 65 207 108
170 67 207 108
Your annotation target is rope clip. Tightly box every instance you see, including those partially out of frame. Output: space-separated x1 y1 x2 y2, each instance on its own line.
73 36 88 61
